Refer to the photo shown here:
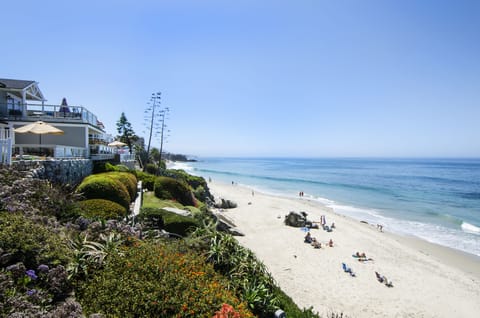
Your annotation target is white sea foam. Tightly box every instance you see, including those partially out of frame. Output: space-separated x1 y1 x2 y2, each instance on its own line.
167 161 195 172
461 221 480 234
316 199 480 256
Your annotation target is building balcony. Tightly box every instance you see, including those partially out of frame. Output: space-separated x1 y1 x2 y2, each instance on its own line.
0 103 99 128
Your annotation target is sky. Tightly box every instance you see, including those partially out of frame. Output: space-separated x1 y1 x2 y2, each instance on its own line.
3 0 479 158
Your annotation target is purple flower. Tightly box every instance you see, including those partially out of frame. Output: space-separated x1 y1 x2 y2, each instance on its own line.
27 289 37 296
37 264 49 273
26 269 38 280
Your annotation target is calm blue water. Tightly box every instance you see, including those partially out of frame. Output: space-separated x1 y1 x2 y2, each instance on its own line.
173 158 480 256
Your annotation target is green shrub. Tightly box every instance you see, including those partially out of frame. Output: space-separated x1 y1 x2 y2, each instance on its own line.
92 161 108 174
135 171 156 191
164 169 207 190
104 162 116 172
76 175 130 210
76 240 254 317
94 162 132 174
111 164 131 172
145 163 158 175
154 176 195 206
193 185 208 202
0 213 72 269
104 172 138 200
78 199 127 220
139 207 199 236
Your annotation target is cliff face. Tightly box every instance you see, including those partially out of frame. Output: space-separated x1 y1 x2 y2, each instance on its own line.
164 153 196 162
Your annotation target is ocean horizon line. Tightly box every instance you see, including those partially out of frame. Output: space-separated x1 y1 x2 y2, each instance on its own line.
173 157 480 257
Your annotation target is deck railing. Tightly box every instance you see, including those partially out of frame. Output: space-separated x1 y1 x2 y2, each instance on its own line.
0 103 99 127
13 144 87 159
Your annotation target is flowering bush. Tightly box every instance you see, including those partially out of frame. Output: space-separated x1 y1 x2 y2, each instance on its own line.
76 240 254 317
0 167 80 220
0 213 72 269
0 263 79 317
212 303 243 318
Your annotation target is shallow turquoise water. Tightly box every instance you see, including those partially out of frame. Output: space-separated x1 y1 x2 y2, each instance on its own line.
174 157 480 256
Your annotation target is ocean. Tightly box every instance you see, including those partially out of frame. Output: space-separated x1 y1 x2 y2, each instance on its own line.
171 157 480 257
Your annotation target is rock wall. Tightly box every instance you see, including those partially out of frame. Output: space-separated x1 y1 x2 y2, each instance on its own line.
12 159 93 186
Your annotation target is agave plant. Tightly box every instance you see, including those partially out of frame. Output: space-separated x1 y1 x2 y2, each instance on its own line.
242 277 279 313
66 232 124 280
185 217 218 249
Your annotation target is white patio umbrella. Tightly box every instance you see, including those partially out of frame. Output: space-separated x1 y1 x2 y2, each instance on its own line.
108 140 127 147
14 121 64 144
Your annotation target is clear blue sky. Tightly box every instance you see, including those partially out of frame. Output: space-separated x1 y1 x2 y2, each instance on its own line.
3 0 479 157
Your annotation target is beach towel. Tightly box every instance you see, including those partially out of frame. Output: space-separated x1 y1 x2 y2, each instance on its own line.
342 263 356 276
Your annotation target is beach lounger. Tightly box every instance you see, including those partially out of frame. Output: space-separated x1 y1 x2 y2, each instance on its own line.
342 263 356 277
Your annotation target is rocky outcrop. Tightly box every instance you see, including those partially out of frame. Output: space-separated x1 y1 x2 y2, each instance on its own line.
212 211 244 236
214 197 237 209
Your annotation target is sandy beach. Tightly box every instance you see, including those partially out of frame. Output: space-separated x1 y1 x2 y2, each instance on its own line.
208 180 480 318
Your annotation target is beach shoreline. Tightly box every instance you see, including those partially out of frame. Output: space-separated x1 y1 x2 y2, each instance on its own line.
208 179 480 318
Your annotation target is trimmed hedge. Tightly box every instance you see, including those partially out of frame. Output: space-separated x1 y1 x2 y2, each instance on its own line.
165 169 207 190
139 207 199 237
76 175 130 210
145 163 158 175
135 171 156 191
154 176 195 206
104 172 138 200
78 199 127 220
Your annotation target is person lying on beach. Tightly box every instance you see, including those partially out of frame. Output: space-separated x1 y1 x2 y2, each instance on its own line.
375 271 393 287
354 252 367 258
358 257 374 262
311 238 322 249
304 232 312 243
328 239 334 247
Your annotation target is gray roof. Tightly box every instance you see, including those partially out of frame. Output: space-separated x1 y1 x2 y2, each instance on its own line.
0 78 36 90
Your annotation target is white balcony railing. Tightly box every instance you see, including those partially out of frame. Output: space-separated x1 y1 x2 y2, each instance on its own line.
1 103 99 127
